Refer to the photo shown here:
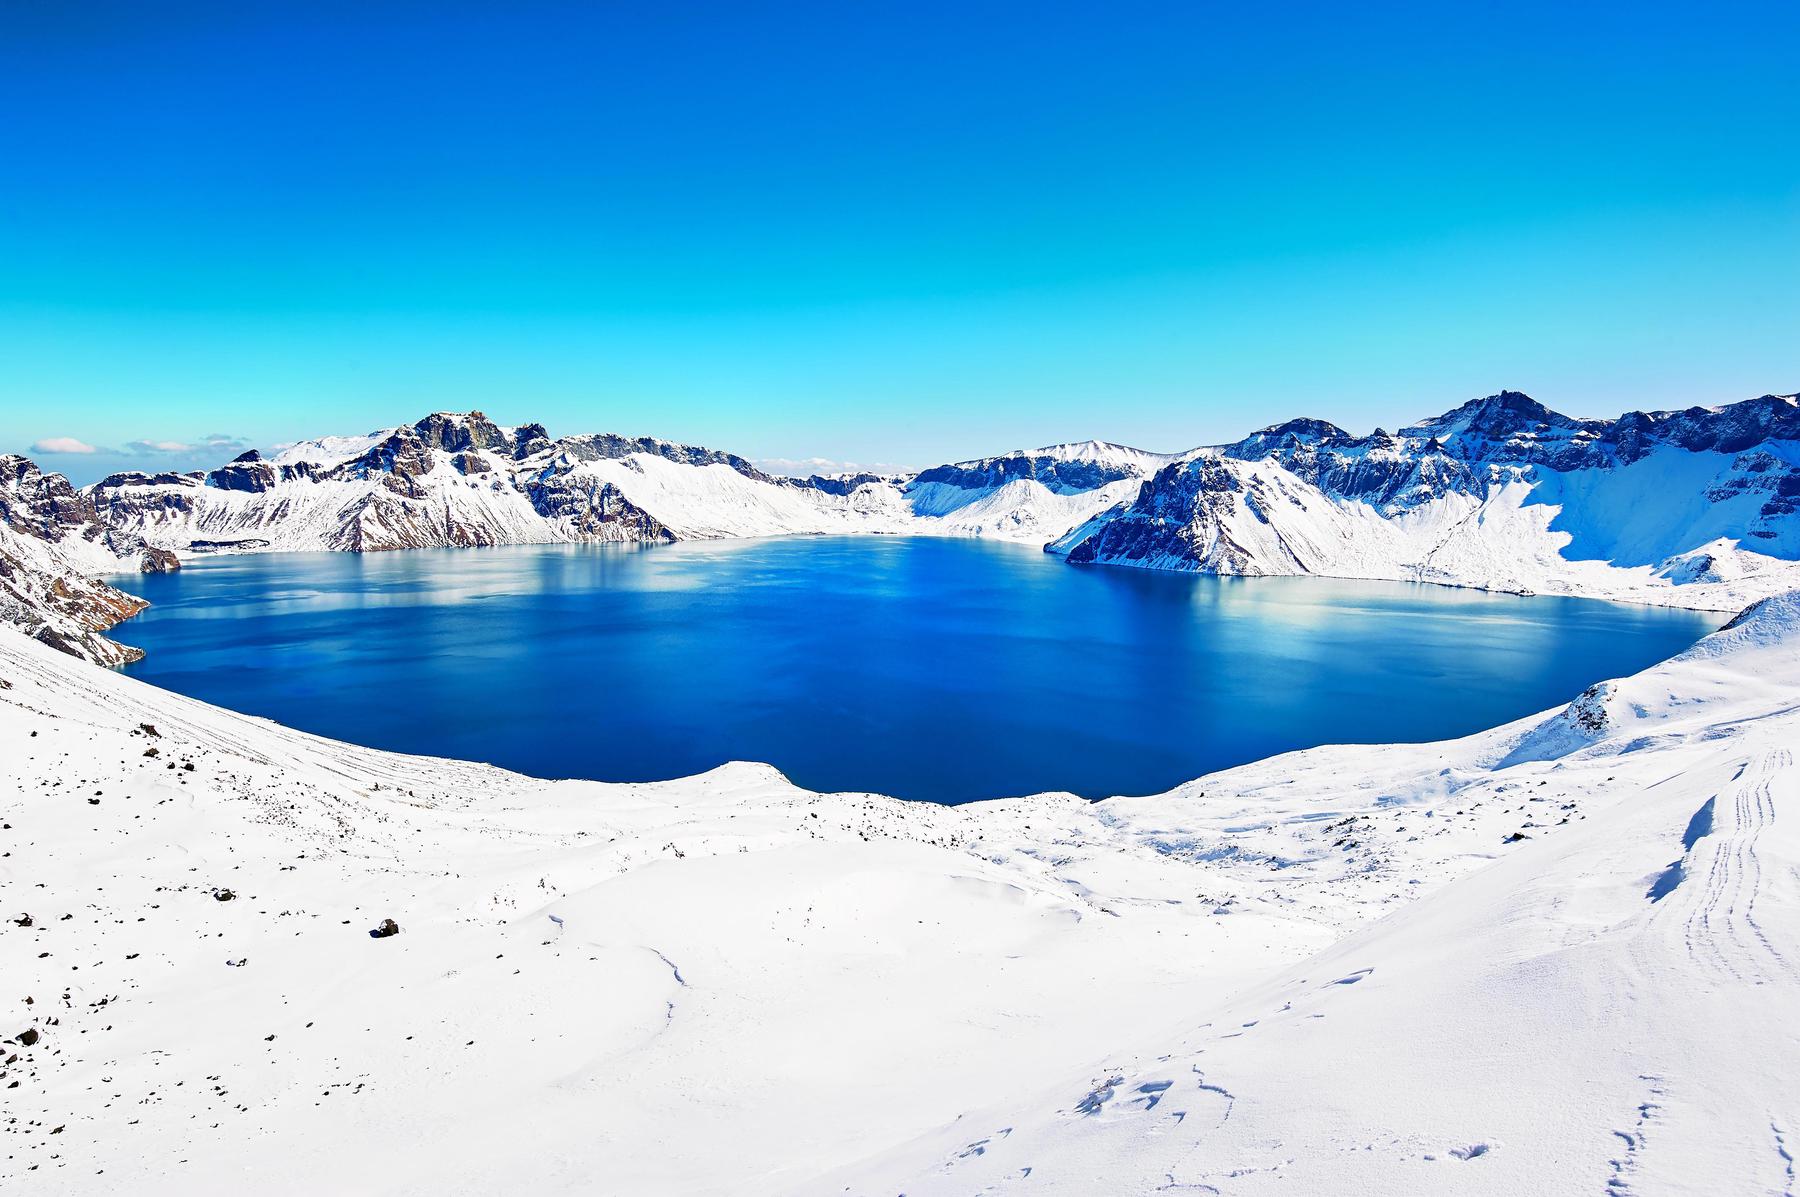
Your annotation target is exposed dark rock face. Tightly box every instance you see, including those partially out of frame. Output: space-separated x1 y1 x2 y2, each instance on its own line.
801 472 889 497
1221 418 1351 460
0 561 151 665
1065 458 1264 572
511 422 553 459
0 455 175 665
909 453 1135 496
141 547 181 573
1222 425 1478 512
553 431 777 481
0 455 172 569
1614 394 1800 462
522 468 677 543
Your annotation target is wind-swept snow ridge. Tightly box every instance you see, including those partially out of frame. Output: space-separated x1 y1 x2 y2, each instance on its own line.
3 588 1798 1192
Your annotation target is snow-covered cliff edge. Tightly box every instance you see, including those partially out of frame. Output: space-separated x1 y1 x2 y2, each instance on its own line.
0 456 176 665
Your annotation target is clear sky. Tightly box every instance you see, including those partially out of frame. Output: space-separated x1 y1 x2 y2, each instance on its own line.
3 0 1797 483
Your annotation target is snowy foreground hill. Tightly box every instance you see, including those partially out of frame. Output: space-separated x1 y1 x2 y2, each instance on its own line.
3 586 1799 1193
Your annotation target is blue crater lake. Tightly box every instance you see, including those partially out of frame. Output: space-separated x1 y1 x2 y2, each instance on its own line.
118 537 1715 804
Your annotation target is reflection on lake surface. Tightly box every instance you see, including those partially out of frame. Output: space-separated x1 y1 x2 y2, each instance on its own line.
120 537 1717 803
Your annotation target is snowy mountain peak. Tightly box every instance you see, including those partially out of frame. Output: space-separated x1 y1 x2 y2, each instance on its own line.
412 409 510 451
1402 390 1589 439
268 431 392 468
1223 417 1353 457
1024 439 1177 471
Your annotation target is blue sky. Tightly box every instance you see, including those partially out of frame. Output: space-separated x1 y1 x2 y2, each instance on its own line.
3 0 1797 483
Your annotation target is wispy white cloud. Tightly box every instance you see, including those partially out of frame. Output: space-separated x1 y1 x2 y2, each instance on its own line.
753 456 910 477
30 436 99 455
118 433 253 458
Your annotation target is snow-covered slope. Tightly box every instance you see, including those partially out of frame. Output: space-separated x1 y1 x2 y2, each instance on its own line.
0 457 177 665
5 582 1800 1192
817 592 1800 1196
901 439 1178 540
1056 392 1800 610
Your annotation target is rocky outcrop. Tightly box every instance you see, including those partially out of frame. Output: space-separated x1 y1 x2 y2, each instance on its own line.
0 532 152 665
0 455 176 574
1065 458 1268 572
554 430 777 481
0 455 175 665
909 441 1166 497
521 468 676 543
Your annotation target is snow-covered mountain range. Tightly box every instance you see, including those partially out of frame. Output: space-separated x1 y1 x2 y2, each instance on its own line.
1054 390 1800 610
82 410 1162 554
5 389 1800 662
84 391 1800 610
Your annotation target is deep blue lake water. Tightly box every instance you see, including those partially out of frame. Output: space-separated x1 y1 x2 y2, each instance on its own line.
118 538 1715 804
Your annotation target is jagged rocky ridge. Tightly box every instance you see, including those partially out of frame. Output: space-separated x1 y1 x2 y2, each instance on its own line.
88 412 685 553
84 411 1162 553
1055 390 1800 607
0 456 176 665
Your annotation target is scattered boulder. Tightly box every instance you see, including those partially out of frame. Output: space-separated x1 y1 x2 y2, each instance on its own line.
369 918 401 939
212 887 236 902
16 1028 38 1047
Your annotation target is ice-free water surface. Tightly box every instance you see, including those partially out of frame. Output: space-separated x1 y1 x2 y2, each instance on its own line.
119 537 1715 803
